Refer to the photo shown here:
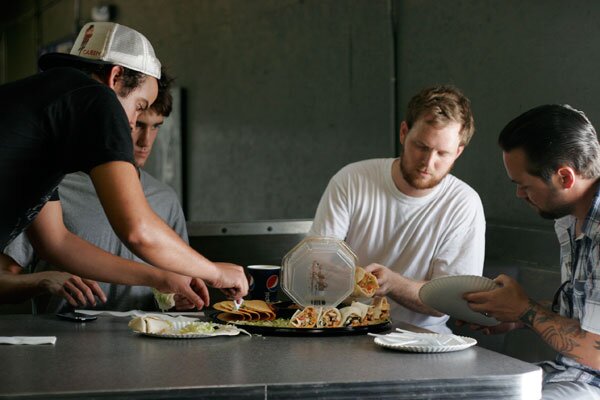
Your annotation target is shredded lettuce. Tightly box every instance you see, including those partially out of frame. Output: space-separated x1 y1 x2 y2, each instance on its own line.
152 288 176 311
234 318 292 328
178 322 217 334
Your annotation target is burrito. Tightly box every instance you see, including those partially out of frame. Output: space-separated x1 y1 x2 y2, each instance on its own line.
290 306 320 328
317 307 343 328
340 301 370 326
364 296 390 324
128 316 173 334
351 266 379 298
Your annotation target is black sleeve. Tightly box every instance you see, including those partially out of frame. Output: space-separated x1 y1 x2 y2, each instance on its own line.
49 188 59 201
45 84 135 174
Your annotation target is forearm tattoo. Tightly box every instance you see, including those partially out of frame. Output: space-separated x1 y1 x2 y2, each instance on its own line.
519 299 538 327
519 299 587 360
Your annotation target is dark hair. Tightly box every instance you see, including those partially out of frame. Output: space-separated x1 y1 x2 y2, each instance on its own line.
405 85 475 146
151 68 174 117
498 104 600 180
77 63 146 97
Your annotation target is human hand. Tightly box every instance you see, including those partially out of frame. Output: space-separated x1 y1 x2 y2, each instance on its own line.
463 274 530 322
38 271 107 308
210 262 248 301
174 278 210 310
155 272 206 309
364 263 399 297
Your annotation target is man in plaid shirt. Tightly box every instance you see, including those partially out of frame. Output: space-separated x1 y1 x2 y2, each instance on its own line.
465 104 600 399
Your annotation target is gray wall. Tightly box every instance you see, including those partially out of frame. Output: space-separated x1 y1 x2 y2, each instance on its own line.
398 0 600 230
2 0 597 269
395 0 600 271
1 0 395 221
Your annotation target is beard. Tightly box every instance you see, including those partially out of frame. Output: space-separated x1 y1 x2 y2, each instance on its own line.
531 201 573 220
399 156 453 190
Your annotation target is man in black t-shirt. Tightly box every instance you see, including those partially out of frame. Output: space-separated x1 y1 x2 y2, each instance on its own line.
0 22 248 306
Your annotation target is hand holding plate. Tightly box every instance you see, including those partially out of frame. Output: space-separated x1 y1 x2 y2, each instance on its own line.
419 275 500 326
463 274 530 322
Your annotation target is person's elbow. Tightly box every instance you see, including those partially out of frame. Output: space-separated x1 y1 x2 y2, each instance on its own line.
120 221 158 251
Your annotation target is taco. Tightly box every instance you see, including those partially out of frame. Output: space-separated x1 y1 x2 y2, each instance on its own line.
213 300 276 321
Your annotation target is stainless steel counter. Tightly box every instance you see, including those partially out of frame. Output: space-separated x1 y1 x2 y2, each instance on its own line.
0 315 541 399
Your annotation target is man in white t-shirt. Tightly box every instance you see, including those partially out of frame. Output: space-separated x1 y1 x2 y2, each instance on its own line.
309 85 485 333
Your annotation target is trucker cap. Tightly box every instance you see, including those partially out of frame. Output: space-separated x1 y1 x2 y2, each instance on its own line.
39 22 161 79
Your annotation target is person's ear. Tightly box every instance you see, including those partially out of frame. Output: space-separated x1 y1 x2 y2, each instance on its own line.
106 66 124 90
455 145 465 159
399 121 409 146
556 167 576 189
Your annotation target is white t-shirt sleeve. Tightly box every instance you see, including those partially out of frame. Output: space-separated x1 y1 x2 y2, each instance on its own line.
429 196 486 278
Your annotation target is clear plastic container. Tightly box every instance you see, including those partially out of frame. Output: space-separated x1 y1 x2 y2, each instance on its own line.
281 236 357 308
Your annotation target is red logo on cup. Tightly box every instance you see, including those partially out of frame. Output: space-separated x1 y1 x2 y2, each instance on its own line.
266 275 279 291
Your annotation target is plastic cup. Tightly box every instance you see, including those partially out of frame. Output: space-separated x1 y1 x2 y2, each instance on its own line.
247 265 281 303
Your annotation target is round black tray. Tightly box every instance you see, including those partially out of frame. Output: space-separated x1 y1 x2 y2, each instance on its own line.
209 310 392 337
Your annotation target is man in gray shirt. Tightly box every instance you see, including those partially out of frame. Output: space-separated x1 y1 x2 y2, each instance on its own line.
3 73 207 312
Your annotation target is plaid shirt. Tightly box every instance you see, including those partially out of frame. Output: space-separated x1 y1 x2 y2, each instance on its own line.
539 186 600 386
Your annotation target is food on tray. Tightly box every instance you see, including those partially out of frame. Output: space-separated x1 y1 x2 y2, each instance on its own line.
340 301 370 326
351 266 379 298
128 316 172 334
290 306 320 328
341 267 380 305
213 299 276 321
215 297 391 329
234 318 294 328
364 296 390 324
317 306 343 328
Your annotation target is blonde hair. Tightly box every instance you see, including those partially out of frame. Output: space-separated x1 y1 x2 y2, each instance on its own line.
405 85 475 146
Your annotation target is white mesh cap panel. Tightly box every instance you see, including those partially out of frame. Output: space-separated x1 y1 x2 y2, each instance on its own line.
69 22 161 79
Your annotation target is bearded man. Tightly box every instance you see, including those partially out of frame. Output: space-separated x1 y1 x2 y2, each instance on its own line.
309 85 485 333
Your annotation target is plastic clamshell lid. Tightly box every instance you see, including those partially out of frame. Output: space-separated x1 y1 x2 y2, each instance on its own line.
281 236 357 308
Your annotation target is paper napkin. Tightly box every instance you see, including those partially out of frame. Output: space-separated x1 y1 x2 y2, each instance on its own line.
0 336 56 345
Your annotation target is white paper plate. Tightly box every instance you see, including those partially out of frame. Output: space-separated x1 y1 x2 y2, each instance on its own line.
142 328 241 339
134 320 249 339
419 275 500 326
374 333 476 353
